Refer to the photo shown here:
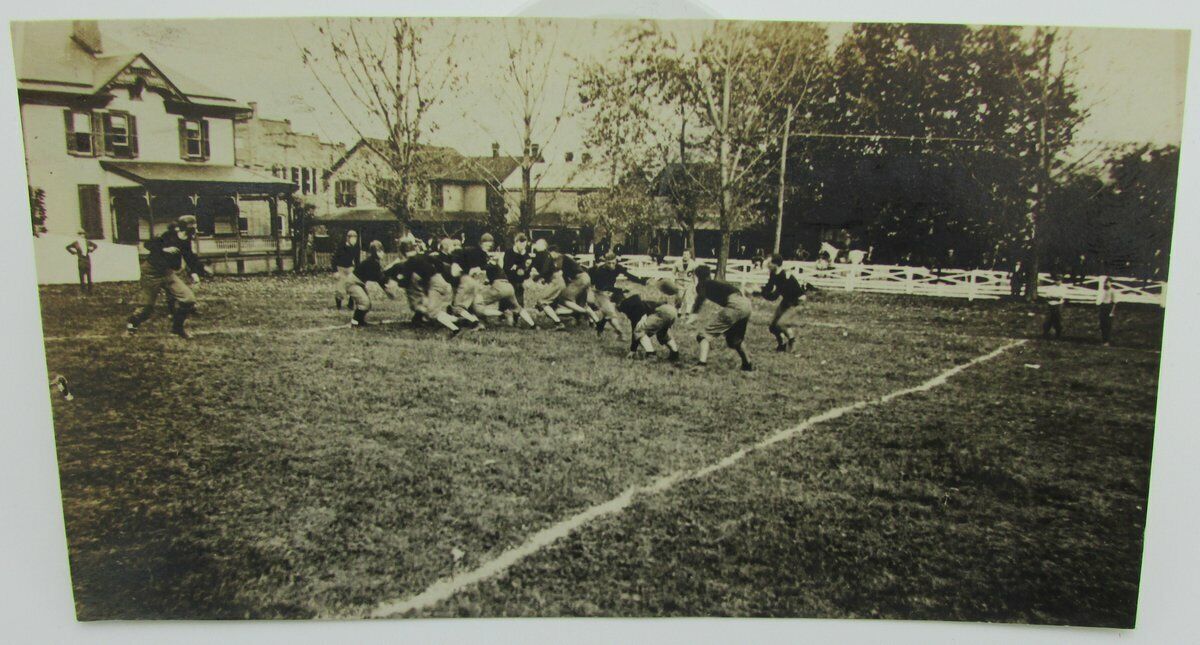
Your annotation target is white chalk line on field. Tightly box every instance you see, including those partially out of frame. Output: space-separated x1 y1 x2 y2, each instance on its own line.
365 338 1028 619
41 322 352 343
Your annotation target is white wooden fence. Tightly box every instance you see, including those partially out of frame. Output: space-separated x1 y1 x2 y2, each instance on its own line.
582 255 1167 307
306 250 1166 307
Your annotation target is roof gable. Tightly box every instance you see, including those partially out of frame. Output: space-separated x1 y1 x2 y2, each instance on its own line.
13 20 245 109
99 54 187 102
329 138 517 185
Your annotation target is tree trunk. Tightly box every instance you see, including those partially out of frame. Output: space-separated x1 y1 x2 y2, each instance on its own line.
1024 30 1055 302
687 225 696 257
520 164 534 232
718 228 731 282
774 104 793 255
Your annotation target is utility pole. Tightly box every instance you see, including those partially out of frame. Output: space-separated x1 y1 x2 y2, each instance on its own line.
774 103 794 255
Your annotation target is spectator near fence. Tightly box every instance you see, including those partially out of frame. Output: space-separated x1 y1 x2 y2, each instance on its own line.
1099 277 1117 346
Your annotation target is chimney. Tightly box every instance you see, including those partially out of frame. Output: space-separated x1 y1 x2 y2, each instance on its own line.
491 142 500 158
248 101 258 118
564 151 574 163
71 20 103 55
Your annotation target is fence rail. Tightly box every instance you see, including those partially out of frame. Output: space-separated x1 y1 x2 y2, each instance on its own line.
303 252 1166 307
595 256 1167 307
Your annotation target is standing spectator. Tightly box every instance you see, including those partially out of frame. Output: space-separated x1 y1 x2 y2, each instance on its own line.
1099 277 1117 346
1042 278 1065 340
1010 261 1024 299
331 229 360 310
65 229 98 294
751 249 765 269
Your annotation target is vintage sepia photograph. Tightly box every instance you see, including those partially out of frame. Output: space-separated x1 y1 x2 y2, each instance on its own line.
9 12 1188 626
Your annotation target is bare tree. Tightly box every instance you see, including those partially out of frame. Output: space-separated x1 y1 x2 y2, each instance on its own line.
678 22 827 277
299 18 463 227
459 19 579 234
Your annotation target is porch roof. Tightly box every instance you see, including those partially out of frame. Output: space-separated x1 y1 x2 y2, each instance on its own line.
100 161 296 195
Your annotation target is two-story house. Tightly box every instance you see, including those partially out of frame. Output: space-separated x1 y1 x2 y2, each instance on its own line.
313 138 518 252
15 20 296 279
501 150 612 252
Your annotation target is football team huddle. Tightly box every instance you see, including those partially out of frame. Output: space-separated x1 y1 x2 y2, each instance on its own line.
125 215 816 372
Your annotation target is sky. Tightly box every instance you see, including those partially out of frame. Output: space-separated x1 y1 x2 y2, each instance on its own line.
95 17 1190 160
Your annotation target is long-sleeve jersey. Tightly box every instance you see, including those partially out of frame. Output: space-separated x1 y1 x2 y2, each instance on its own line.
484 262 507 283
504 248 532 284
561 254 585 281
332 244 360 270
353 254 389 288
760 268 809 305
692 278 741 314
451 245 490 282
144 227 205 274
531 251 560 283
389 253 441 287
617 294 656 325
589 263 648 292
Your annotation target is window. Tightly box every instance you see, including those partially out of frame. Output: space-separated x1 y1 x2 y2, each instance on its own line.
291 167 300 190
301 168 311 195
335 180 357 208
431 182 444 209
102 111 138 158
178 118 210 161
64 110 97 156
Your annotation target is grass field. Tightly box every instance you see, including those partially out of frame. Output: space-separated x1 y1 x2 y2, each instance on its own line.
37 273 1162 625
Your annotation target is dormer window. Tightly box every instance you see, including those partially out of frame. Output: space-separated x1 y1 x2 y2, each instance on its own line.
178 118 210 161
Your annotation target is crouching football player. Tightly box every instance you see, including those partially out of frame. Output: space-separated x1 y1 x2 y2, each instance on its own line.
473 261 536 328
345 240 396 329
689 265 754 371
391 241 462 335
631 279 682 362
589 251 649 338
760 253 813 352
126 215 211 339
527 239 568 331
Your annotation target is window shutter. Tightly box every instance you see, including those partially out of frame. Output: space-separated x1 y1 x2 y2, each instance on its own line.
101 112 114 155
89 113 102 157
126 114 138 158
200 120 210 160
178 119 188 159
63 109 76 153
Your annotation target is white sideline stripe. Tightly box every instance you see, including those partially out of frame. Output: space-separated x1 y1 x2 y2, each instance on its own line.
42 323 349 343
366 338 1027 619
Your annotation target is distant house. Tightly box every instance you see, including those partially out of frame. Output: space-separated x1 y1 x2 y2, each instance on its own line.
313 138 518 250
651 162 765 258
14 20 296 276
501 150 612 251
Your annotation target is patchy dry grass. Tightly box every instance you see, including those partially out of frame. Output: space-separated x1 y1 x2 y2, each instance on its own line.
37 274 1162 623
